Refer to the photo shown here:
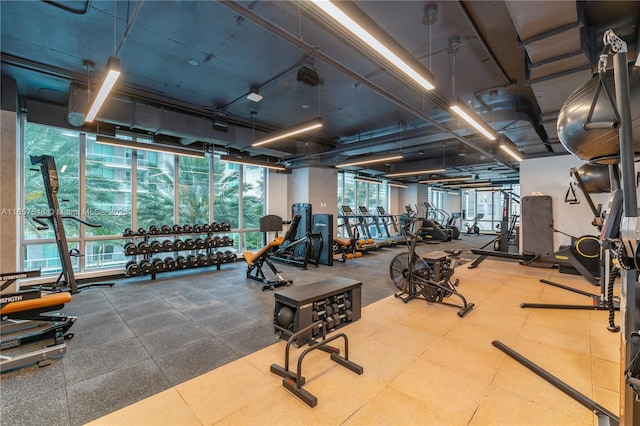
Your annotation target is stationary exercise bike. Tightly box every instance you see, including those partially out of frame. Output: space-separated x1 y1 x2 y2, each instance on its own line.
465 213 484 235
388 219 474 317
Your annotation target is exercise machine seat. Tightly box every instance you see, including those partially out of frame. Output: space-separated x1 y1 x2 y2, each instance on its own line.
1 291 72 316
244 237 284 266
334 237 353 247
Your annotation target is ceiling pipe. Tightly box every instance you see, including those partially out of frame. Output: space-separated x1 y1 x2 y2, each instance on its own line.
114 0 146 58
454 0 513 86
218 0 518 173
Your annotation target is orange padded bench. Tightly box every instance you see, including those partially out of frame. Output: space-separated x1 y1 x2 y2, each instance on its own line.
244 237 284 267
1 291 72 316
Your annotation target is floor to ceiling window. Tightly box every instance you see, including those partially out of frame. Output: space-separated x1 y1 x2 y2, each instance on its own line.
20 121 266 275
461 186 520 233
23 125 80 274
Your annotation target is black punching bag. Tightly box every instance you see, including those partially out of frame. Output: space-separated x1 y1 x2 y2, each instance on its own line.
557 66 640 164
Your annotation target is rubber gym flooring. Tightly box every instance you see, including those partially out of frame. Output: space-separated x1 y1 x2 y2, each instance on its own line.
0 233 621 425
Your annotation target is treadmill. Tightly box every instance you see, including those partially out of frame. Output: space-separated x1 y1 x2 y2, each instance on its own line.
358 206 395 247
375 207 407 246
340 206 379 251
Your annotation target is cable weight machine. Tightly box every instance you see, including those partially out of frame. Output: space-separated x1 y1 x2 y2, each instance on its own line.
493 30 639 425
29 155 114 294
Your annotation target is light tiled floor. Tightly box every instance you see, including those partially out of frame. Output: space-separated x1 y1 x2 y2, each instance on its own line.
88 259 621 425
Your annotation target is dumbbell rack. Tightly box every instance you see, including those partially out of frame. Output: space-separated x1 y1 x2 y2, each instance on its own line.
122 223 236 280
273 277 362 346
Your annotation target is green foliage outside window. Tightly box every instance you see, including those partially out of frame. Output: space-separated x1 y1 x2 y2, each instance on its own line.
20 122 266 274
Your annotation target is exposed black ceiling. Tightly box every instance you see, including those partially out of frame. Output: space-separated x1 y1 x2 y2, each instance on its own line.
2 1 639 184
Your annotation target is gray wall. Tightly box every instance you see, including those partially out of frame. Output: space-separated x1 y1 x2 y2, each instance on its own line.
521 155 612 251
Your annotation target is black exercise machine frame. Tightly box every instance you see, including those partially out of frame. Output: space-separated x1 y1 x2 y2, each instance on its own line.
29 155 114 294
270 321 363 407
492 341 619 425
270 227 324 270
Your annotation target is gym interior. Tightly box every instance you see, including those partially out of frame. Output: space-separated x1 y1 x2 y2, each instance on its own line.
2 1 640 425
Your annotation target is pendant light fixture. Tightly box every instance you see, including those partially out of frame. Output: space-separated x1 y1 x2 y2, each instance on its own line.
309 0 435 91
85 56 121 122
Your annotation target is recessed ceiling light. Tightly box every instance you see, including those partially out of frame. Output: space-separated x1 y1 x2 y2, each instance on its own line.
188 59 200 66
302 104 310 109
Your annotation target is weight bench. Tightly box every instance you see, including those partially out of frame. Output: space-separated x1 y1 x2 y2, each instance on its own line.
1 290 77 373
243 215 300 291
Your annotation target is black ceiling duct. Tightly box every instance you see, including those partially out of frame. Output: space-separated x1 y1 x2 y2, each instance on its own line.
297 65 320 87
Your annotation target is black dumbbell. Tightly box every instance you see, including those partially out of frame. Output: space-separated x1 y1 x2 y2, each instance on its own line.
183 224 193 233
172 224 183 234
224 250 237 262
208 252 219 265
194 224 203 233
176 255 189 269
137 241 151 254
312 323 324 337
187 254 199 268
221 236 232 247
332 310 353 324
174 239 186 250
204 237 214 248
162 239 174 252
215 251 227 263
312 303 334 321
202 223 212 232
325 315 336 329
198 253 210 266
150 241 163 253
222 222 231 231
123 228 135 237
152 257 167 272
139 259 153 275
125 260 140 276
212 236 221 247
124 242 138 256
194 238 206 249
211 221 220 231
164 257 178 271
161 224 172 234
149 225 160 235
184 239 196 250
137 227 146 236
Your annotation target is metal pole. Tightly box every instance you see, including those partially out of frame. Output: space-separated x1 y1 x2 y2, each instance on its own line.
611 39 640 425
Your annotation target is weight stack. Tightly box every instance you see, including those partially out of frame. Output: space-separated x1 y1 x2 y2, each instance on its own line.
292 203 312 258
312 213 333 266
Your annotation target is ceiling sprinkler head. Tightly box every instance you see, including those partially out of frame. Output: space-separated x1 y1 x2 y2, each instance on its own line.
422 5 438 26
448 38 461 54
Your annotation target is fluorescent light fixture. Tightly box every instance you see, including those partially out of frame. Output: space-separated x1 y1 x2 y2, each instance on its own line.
247 91 263 102
450 97 497 141
419 175 473 184
385 168 445 178
354 176 381 184
388 182 409 189
500 144 523 162
220 155 286 171
96 135 205 158
85 56 121 123
443 181 499 189
310 0 434 91
336 154 403 168
60 164 67 173
252 117 323 147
